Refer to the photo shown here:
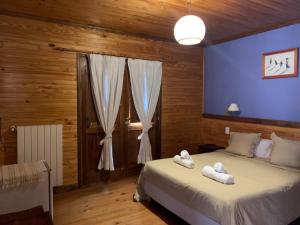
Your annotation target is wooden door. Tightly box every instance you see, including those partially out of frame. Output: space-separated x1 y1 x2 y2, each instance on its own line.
77 54 161 185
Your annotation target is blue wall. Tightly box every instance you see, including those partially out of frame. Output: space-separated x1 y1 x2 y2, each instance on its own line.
204 23 300 122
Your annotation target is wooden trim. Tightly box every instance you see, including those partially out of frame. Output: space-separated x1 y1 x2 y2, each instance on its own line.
77 53 82 187
77 53 87 187
156 84 162 159
123 65 130 177
0 117 2 145
49 44 163 62
262 48 299 79
202 113 300 128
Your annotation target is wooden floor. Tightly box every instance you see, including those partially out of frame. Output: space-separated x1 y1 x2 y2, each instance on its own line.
53 176 188 225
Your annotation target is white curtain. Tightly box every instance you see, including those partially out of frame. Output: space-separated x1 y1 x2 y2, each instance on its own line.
128 59 162 164
88 54 125 171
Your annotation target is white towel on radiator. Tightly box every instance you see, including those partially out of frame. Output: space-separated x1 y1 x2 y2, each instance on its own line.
173 155 195 169
0 161 46 190
202 165 234 184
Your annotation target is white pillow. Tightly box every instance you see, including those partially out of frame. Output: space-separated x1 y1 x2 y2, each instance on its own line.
254 139 273 159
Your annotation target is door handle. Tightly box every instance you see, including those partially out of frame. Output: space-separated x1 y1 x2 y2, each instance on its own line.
86 117 91 128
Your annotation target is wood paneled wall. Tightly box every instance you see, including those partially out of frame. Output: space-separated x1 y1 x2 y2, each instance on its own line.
201 118 300 147
0 15 203 185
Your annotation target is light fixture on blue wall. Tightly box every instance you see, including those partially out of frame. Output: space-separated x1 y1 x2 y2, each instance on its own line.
227 103 240 116
174 0 206 45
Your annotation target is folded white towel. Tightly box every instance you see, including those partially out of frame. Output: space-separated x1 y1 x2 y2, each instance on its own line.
213 162 227 173
180 150 193 161
173 155 195 169
201 165 234 184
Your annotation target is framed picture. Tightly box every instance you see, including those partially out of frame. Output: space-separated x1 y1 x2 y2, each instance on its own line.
262 48 298 79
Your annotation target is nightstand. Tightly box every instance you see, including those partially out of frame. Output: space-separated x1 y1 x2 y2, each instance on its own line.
198 144 224 154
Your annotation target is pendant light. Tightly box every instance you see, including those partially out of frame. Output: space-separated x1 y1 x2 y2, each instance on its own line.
174 0 206 45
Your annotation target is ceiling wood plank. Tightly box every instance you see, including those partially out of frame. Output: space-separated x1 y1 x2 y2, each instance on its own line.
1 0 300 44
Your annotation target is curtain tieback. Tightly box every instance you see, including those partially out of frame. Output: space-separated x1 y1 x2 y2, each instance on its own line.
100 133 112 145
137 127 151 140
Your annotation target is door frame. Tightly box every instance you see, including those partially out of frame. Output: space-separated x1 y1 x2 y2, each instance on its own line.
77 53 162 186
77 53 87 187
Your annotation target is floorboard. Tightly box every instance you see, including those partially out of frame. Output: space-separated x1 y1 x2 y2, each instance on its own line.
53 176 188 225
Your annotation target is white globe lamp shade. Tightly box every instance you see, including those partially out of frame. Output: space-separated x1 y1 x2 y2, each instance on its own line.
174 15 206 45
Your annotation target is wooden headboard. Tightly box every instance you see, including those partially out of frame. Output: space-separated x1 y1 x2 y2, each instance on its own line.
201 114 300 147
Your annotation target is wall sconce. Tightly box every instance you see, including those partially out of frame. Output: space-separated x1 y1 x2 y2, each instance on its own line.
227 103 240 116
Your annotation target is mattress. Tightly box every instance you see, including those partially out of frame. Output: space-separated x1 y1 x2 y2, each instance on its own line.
135 151 300 225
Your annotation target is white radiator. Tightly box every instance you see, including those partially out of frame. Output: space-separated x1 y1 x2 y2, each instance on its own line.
17 125 63 186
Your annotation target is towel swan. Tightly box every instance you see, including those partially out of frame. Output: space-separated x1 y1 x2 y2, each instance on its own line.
173 150 195 169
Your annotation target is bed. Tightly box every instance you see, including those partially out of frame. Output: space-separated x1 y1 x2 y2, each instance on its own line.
0 161 53 216
135 150 300 225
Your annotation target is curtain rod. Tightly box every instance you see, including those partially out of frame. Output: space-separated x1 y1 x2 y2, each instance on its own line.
49 44 162 62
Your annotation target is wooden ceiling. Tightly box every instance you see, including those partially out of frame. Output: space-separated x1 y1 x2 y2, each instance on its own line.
1 0 300 44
